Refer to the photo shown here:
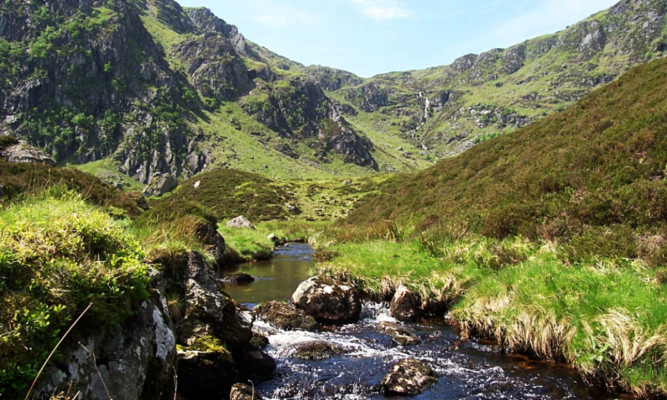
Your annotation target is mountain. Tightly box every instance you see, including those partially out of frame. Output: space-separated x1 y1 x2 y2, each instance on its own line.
323 0 667 160
0 0 665 185
344 56 667 265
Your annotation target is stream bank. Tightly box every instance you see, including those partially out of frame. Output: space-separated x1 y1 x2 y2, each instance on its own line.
222 243 618 400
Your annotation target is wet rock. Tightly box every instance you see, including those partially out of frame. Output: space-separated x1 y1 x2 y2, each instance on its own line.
227 215 256 229
250 333 270 349
240 349 277 381
294 341 345 361
290 276 361 325
230 382 263 400
377 322 421 346
223 273 255 284
143 173 178 197
390 285 423 322
381 358 437 396
254 300 320 331
178 348 238 399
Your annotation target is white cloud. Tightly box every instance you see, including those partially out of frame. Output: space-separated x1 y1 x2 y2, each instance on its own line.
352 0 413 20
252 6 321 28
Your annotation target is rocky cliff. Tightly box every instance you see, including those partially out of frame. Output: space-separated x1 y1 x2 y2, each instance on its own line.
0 0 664 180
0 0 378 181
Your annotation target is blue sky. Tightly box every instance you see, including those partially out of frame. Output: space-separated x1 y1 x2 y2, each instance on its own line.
174 0 619 77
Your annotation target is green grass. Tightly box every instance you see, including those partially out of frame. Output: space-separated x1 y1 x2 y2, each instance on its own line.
0 160 145 217
70 158 144 191
318 234 667 397
345 57 667 266
0 191 149 398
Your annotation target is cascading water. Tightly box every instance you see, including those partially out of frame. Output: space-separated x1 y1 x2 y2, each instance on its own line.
222 244 617 400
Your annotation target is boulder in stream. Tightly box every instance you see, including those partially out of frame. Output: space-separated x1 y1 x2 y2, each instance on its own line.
294 341 346 361
377 321 421 346
381 358 437 396
223 273 256 284
254 300 320 331
290 276 361 325
390 285 423 322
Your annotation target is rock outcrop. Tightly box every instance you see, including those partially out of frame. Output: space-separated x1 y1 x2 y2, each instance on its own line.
381 358 437 396
227 215 256 229
290 276 361 325
0 141 56 165
143 173 179 197
34 269 177 400
176 252 275 399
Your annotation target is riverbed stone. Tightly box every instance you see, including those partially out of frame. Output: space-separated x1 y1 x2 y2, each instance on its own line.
290 276 361 325
294 341 346 361
381 358 437 396
223 273 256 284
254 300 320 331
390 285 423 322
230 383 263 400
377 322 421 346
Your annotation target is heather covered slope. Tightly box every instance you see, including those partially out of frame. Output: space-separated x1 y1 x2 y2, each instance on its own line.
344 56 667 265
317 56 667 398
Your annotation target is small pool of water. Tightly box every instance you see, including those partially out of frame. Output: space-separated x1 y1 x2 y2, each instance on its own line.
219 243 313 306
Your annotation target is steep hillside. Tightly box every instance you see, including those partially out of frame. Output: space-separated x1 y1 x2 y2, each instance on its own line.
0 0 664 185
345 56 667 264
323 0 667 161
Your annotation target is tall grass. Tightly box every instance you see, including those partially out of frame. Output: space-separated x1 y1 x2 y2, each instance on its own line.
320 234 667 397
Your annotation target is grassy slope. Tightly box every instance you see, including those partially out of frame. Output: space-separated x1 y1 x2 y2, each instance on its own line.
320 58 667 397
0 192 149 397
346 57 667 264
0 160 145 217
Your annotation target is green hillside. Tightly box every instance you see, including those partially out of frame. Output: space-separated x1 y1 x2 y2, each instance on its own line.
318 57 667 398
345 57 667 265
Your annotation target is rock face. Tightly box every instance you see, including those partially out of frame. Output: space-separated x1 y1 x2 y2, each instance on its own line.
290 276 361 325
381 358 437 396
34 270 177 400
177 251 275 399
143 173 179 197
390 285 423 322
0 141 56 165
254 300 320 331
227 215 256 229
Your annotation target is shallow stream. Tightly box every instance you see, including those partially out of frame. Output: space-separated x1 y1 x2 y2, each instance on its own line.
221 244 618 400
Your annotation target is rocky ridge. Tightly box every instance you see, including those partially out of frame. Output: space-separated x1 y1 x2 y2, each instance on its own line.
2 0 663 181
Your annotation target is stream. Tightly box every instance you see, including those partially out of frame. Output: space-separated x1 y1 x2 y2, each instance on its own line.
221 244 618 400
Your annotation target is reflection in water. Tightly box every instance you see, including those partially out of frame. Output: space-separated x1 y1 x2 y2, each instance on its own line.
220 243 313 306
